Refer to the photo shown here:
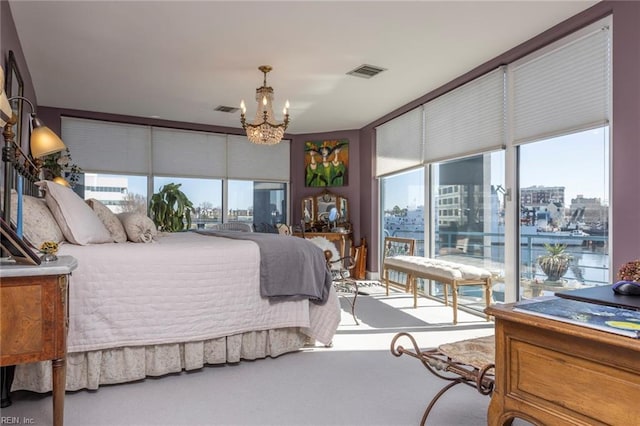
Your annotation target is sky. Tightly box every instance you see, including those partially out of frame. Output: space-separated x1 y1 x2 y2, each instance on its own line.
383 126 609 210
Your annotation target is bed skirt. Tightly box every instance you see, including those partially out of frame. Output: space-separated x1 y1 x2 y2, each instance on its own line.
12 327 307 392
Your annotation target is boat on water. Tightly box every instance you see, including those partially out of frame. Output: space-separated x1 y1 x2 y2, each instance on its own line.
520 226 590 246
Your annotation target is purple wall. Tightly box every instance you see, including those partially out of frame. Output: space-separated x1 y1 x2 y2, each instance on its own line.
3 1 638 275
1 0 36 153
290 130 361 240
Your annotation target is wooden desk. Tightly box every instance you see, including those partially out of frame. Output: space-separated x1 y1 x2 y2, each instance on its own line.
486 303 640 426
1 256 78 426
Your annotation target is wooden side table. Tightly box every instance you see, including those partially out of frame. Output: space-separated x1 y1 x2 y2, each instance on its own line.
486 302 640 425
0 256 78 426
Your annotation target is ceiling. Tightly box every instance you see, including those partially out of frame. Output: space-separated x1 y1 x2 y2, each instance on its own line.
9 1 597 135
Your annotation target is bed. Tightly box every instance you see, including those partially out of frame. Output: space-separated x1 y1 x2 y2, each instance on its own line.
4 181 341 393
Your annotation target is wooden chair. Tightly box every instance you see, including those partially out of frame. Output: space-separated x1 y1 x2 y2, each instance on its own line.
382 236 416 295
308 236 359 325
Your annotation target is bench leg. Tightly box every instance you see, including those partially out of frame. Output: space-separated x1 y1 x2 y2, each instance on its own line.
452 283 458 325
443 283 449 307
412 275 417 308
484 280 492 321
384 268 389 296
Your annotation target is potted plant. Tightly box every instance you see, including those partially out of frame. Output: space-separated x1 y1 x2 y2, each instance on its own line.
42 148 83 187
149 183 194 232
537 243 572 283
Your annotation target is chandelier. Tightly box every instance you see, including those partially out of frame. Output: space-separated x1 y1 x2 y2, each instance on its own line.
240 65 290 145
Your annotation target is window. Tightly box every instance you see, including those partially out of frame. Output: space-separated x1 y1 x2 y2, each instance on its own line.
431 152 506 308
227 180 287 227
381 168 425 255
154 176 222 229
81 173 148 214
518 127 609 298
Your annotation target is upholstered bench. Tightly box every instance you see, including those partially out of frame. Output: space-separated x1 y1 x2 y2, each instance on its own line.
383 255 492 324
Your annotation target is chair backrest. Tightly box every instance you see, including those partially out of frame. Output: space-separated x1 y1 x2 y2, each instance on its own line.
219 222 254 232
382 237 416 290
254 222 278 233
383 237 416 259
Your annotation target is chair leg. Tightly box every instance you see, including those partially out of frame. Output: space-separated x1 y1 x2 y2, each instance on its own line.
350 280 359 325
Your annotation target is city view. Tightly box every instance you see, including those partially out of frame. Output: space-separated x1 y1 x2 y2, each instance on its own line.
382 127 610 304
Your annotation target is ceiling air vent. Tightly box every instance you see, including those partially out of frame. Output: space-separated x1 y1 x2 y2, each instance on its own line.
214 105 240 113
346 64 387 79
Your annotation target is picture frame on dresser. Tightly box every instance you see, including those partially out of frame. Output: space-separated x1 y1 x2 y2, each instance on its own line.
0 217 40 265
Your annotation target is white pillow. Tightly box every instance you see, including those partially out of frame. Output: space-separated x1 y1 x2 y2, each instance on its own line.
117 212 158 243
86 199 127 243
9 192 65 248
37 181 112 245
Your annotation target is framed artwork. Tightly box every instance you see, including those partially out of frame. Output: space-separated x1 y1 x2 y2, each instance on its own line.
304 139 349 187
0 216 41 265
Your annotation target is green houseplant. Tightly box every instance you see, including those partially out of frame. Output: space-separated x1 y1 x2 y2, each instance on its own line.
149 183 194 232
537 243 572 282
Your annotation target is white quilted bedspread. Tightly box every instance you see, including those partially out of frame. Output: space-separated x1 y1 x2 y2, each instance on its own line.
58 232 340 351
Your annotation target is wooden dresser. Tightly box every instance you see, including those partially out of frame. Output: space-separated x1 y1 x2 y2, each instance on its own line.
486 303 640 426
0 256 78 426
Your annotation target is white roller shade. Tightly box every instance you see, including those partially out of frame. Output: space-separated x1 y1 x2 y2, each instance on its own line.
152 127 227 178
424 67 505 163
61 117 150 173
227 135 290 180
375 106 423 177
511 19 610 145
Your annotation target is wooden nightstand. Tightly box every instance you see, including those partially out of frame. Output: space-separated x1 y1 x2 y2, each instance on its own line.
0 256 78 426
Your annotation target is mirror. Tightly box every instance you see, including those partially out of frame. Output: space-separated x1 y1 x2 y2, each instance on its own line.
328 207 339 223
302 197 314 223
300 189 350 232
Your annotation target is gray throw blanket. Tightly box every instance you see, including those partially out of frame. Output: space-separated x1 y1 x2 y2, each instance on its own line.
195 230 333 305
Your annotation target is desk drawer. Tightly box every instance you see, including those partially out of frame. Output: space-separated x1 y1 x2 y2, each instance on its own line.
1 276 63 365
508 338 640 425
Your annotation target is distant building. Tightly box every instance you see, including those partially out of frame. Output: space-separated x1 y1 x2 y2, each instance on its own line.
84 173 128 212
520 186 565 208
570 194 608 225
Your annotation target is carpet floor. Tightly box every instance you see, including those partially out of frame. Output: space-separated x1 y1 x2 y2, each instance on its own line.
2 285 524 426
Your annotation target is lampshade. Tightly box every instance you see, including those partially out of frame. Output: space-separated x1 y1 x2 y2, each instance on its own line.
52 176 71 187
240 65 290 145
30 115 66 158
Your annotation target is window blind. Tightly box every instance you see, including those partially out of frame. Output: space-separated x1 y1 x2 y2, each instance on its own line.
226 135 290 180
151 127 227 178
375 106 423 177
424 67 505 163
61 117 151 174
511 19 611 145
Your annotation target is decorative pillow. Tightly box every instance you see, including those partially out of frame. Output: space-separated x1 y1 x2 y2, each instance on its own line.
9 192 65 248
86 199 127 243
37 181 112 245
117 212 158 243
